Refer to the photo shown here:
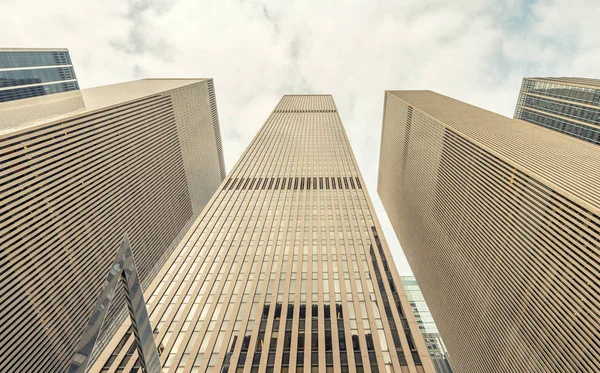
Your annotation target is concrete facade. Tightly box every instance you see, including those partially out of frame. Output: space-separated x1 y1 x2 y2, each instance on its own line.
0 79 224 372
378 90 600 372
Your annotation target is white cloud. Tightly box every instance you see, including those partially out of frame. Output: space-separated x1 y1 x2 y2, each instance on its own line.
1 0 597 275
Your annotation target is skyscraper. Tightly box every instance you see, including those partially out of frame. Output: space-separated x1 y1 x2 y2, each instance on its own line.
91 95 435 373
0 48 79 102
514 77 600 144
0 78 225 373
378 90 600 372
400 277 452 373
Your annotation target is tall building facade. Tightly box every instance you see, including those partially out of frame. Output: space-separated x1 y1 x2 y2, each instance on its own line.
0 48 79 102
400 277 452 373
514 77 600 145
378 90 600 372
0 79 225 372
91 95 435 373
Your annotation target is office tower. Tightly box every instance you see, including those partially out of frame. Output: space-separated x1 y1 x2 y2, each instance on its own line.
400 277 452 373
0 78 225 373
514 77 600 145
0 48 80 102
378 90 600 372
91 95 435 373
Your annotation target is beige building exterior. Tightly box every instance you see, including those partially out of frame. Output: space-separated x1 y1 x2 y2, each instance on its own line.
91 95 434 373
0 79 225 372
378 90 600 372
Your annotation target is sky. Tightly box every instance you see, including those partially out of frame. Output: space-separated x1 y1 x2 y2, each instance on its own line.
2 0 598 274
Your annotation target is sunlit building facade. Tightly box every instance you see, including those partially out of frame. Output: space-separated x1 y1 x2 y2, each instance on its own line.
0 48 79 102
514 77 600 144
92 95 435 373
378 90 600 372
0 79 225 372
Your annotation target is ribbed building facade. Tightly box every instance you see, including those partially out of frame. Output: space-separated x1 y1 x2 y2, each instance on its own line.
514 77 600 145
0 79 225 372
0 48 79 102
378 90 600 372
91 95 434 373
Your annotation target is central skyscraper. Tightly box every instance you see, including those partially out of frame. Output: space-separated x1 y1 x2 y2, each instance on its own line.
92 95 434 373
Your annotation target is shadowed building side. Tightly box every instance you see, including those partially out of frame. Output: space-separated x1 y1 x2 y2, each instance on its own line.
378 90 600 373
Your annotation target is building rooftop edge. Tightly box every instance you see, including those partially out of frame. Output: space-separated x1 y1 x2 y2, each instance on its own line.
386 90 600 212
141 78 211 81
281 94 334 96
524 77 600 89
0 48 70 52
0 78 213 137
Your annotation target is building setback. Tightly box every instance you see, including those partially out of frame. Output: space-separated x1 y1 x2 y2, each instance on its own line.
0 48 80 102
0 79 225 373
514 77 600 145
378 90 600 372
91 95 435 373
400 277 453 373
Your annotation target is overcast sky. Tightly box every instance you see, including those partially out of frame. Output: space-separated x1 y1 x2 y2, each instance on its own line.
2 0 597 274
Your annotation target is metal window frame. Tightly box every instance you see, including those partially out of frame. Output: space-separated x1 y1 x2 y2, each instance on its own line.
68 234 161 373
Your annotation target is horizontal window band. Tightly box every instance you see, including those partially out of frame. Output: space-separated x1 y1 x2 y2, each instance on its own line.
273 109 337 113
224 176 362 191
